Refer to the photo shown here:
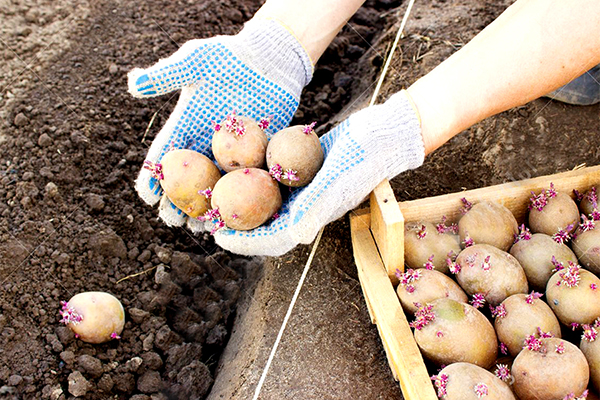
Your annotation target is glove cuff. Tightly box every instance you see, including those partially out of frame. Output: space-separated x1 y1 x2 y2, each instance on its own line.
232 18 313 99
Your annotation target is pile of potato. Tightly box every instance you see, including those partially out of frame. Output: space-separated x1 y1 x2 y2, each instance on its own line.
150 113 324 231
398 184 600 400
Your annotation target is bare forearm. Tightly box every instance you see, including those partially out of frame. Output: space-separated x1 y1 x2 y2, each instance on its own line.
254 0 366 64
407 0 600 154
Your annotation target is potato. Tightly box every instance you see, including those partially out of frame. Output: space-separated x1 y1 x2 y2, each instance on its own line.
60 292 125 344
510 233 578 291
266 123 323 187
159 149 221 218
580 324 600 393
413 298 498 368
404 221 461 274
512 337 589 400
458 201 518 251
494 293 561 357
580 185 600 217
210 168 281 230
455 244 528 306
546 265 600 326
432 362 516 400
212 114 268 172
396 268 467 315
529 190 579 237
572 227 600 275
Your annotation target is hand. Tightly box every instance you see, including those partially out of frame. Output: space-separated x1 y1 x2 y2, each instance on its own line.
127 18 312 231
213 91 426 256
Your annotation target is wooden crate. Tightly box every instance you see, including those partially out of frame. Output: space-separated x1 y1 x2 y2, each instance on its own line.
350 166 600 400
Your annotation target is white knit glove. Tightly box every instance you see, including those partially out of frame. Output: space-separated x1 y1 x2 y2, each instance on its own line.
214 91 425 256
127 19 312 231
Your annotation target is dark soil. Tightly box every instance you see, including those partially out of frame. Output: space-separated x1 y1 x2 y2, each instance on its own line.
0 0 404 399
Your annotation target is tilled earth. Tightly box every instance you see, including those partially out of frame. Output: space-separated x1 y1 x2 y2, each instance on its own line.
0 0 404 399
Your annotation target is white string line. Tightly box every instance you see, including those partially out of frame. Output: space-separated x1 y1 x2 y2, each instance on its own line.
252 2 417 399
370 0 416 107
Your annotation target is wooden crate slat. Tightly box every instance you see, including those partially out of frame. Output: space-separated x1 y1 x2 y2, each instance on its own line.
350 215 438 400
369 180 405 281
398 166 600 224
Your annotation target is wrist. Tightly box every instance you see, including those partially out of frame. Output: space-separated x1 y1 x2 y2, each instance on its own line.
235 18 313 95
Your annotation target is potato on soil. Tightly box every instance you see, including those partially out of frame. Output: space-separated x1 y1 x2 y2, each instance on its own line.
512 337 589 400
455 244 528 306
211 168 281 230
510 233 578 291
494 293 561 357
404 221 461 274
266 124 323 187
572 227 600 275
529 190 579 237
413 298 498 368
433 362 516 400
159 149 221 218
59 292 125 344
396 268 467 315
546 265 600 326
458 201 518 251
212 115 268 172
580 325 600 393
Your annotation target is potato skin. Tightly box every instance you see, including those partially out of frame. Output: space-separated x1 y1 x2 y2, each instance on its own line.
572 228 600 275
414 298 497 368
546 268 600 326
437 362 516 400
211 168 281 230
404 221 461 274
458 201 518 251
580 335 600 393
512 338 589 400
509 233 578 291
396 269 467 315
160 149 222 218
580 185 600 216
266 125 324 187
64 292 125 344
529 192 579 236
494 293 561 357
455 244 528 306
212 116 268 172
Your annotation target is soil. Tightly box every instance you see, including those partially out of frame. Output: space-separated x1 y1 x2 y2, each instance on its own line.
2 0 600 399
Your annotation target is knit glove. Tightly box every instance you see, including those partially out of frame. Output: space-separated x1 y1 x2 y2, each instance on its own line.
127 19 312 230
214 91 425 256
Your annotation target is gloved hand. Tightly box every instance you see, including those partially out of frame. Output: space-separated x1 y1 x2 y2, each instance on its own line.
213 91 426 256
127 18 313 231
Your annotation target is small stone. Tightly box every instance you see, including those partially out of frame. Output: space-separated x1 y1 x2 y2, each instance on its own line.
129 308 150 324
97 374 114 392
77 355 103 378
143 333 154 351
85 193 105 212
60 350 75 366
155 246 172 264
108 64 119 74
22 171 34 181
154 264 169 285
125 357 143 373
7 375 22 386
141 352 163 371
44 182 59 197
68 371 90 397
38 133 53 147
137 249 152 263
13 113 28 127
137 370 162 394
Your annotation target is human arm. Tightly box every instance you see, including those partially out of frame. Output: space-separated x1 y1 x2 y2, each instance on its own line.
408 0 600 155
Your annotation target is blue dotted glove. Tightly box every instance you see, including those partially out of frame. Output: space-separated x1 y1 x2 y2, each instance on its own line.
214 91 426 256
128 19 312 231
